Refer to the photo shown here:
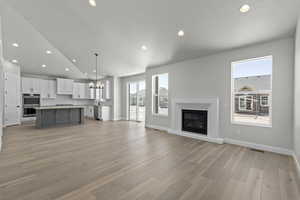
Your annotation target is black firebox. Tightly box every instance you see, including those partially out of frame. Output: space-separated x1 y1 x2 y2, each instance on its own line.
182 110 208 135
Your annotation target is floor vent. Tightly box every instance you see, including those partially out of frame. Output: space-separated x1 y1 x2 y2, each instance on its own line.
249 148 265 153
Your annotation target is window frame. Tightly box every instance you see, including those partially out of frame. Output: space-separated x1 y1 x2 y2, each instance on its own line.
260 95 269 107
231 56 273 128
238 95 253 111
152 73 169 116
105 80 110 100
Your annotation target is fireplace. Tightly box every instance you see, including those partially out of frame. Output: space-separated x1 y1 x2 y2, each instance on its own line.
182 109 208 135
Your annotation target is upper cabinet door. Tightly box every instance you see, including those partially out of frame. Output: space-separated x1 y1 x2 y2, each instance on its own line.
32 78 40 94
40 79 48 98
21 77 40 94
72 83 80 99
39 79 56 99
48 80 56 98
80 83 86 99
21 77 32 94
65 79 74 94
57 78 73 95
72 83 87 99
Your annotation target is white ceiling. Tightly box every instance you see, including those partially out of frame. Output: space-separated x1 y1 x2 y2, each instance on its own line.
1 0 300 78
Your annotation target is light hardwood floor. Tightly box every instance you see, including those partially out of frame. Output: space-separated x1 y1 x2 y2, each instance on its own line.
0 120 299 200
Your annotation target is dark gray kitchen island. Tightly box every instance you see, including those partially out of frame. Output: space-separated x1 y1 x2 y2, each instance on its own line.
35 105 85 128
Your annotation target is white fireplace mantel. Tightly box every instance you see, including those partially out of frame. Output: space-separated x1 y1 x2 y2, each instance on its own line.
169 98 223 144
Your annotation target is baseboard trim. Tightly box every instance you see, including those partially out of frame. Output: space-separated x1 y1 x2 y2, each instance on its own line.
293 153 300 177
224 138 293 156
145 124 293 156
168 129 224 144
145 124 224 144
145 124 169 132
113 117 123 121
0 125 2 152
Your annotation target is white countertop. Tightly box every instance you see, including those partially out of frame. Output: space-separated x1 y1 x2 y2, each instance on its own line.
35 105 85 110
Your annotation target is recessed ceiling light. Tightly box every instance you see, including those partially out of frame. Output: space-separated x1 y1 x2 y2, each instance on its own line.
89 0 96 7
178 30 184 37
93 70 96 73
42 64 46 68
12 59 18 64
84 72 88 76
240 4 250 13
46 50 52 54
65 68 70 71
72 59 77 63
141 45 148 51
12 43 19 47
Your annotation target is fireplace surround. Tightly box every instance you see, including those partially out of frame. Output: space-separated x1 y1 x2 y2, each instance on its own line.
170 98 223 144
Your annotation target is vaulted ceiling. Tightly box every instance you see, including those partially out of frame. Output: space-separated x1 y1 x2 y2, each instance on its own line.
1 0 300 79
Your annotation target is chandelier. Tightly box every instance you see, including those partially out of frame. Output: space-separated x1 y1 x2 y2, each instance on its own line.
90 53 104 89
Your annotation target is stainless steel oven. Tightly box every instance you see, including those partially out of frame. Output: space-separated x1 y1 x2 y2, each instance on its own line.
23 94 40 117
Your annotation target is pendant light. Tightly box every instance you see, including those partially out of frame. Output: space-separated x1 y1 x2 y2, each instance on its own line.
90 53 104 89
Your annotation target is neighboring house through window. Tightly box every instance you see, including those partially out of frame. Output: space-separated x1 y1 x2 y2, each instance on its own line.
260 96 269 107
231 56 272 127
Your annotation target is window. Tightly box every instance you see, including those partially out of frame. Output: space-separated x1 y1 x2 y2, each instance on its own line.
260 96 269 107
105 80 110 99
152 73 168 115
231 56 272 127
239 96 253 111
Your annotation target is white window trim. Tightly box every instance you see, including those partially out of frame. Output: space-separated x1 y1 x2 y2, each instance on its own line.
260 95 269 107
238 95 253 111
105 80 111 100
231 55 273 128
152 73 169 116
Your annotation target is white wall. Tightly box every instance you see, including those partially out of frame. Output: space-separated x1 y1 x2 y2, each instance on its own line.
0 15 3 151
294 18 300 165
120 73 145 120
113 77 121 120
146 37 294 150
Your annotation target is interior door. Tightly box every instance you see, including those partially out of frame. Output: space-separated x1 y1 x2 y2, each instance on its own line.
4 72 21 126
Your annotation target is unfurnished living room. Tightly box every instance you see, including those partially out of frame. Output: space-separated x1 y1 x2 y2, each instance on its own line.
0 0 300 199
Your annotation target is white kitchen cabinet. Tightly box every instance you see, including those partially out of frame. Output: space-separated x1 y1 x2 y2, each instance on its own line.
57 78 73 95
73 83 87 99
40 79 56 99
48 80 56 98
21 77 40 94
102 106 111 121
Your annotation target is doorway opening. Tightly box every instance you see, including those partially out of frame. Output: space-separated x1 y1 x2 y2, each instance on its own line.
128 81 145 122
